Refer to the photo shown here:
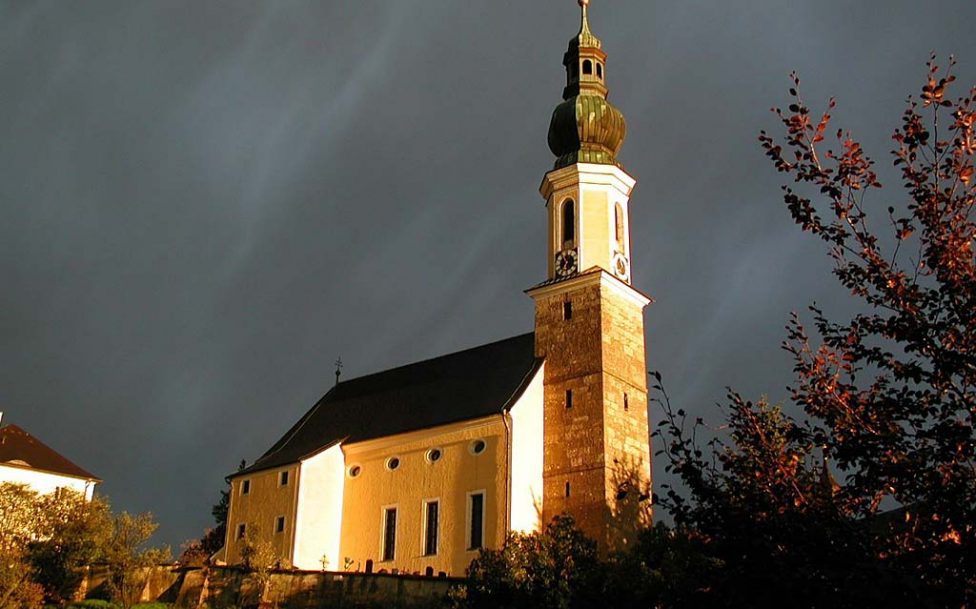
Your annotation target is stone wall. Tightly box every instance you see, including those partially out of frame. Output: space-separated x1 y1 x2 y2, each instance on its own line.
81 565 461 609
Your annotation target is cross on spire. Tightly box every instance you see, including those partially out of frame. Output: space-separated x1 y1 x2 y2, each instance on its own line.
334 357 343 386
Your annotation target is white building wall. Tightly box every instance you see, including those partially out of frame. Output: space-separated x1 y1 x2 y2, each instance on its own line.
0 464 96 500
292 444 345 570
508 363 545 533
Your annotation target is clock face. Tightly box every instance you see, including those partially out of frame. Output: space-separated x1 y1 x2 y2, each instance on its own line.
612 252 630 280
554 248 579 278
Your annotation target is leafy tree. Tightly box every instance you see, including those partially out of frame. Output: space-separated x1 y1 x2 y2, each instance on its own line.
655 57 975 608
462 516 605 609
199 460 244 558
0 483 44 609
29 492 112 605
103 512 170 609
0 484 111 608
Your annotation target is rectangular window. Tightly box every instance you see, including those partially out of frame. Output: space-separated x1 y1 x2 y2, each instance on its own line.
237 523 246 540
279 471 289 486
424 501 439 556
241 480 250 495
566 389 573 409
382 507 397 562
468 492 485 550
563 301 573 320
275 516 285 534
624 393 629 412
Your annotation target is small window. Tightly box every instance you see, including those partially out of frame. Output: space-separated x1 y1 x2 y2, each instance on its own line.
596 63 603 79
468 492 485 550
583 59 593 75
275 516 285 534
566 389 573 409
424 500 439 556
237 523 246 540
279 471 289 486
348 465 362 478
382 507 397 561
426 448 443 463
561 199 575 244
241 480 251 495
469 439 487 455
624 393 629 412
565 482 571 498
386 457 401 471
563 301 573 320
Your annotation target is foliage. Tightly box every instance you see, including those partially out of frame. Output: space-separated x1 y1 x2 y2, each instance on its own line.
462 516 604 609
30 494 112 605
198 461 244 559
0 484 111 609
651 57 976 608
103 512 170 609
238 526 282 606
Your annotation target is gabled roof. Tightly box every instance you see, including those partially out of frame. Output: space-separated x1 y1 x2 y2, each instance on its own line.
235 332 541 477
0 424 100 481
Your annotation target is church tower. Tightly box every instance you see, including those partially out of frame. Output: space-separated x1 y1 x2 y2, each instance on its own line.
527 0 652 552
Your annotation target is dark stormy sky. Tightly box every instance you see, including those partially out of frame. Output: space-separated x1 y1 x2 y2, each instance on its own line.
2 0 975 549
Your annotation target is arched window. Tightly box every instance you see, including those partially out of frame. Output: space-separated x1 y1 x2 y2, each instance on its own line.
615 203 624 245
582 60 593 75
562 199 576 244
596 63 604 79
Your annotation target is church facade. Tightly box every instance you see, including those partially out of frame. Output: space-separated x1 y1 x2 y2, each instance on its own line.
221 1 652 577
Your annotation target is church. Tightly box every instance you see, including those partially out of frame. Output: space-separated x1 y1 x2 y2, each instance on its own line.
220 1 652 577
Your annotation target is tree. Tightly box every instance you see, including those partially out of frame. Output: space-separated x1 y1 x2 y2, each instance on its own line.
199 459 245 558
655 56 975 608
0 484 44 609
0 484 111 609
29 491 112 605
462 516 605 609
103 512 170 609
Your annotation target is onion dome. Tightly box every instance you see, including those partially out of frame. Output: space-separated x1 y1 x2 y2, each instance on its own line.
547 0 627 170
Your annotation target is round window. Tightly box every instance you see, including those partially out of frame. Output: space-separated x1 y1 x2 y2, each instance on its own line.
469 439 487 455
386 457 401 471
347 465 362 478
426 448 442 463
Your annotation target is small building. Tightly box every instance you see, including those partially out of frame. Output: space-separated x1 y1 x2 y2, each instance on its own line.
0 415 101 500
223 2 652 577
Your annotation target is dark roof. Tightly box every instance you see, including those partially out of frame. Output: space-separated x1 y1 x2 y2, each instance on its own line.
236 332 541 477
0 424 100 481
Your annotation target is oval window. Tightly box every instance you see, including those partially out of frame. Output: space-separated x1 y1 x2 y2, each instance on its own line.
426 448 443 463
386 457 401 471
347 465 362 478
469 439 487 455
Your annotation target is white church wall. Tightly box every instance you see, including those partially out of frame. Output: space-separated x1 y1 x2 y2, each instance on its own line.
509 362 545 533
292 444 345 571
0 464 96 500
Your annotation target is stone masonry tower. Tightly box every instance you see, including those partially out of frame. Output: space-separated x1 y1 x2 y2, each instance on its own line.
527 0 652 553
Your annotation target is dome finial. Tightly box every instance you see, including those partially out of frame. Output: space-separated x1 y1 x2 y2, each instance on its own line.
576 0 601 49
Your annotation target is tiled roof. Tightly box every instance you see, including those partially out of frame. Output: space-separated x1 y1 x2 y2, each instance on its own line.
0 424 100 481
235 332 541 477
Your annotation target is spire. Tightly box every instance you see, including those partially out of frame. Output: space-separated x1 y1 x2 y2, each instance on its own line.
577 0 601 51
547 0 627 169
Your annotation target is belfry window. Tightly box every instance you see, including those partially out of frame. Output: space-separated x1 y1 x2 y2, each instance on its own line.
566 389 573 409
597 63 604 79
615 203 625 246
562 199 575 245
583 59 593 75
563 301 573 320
